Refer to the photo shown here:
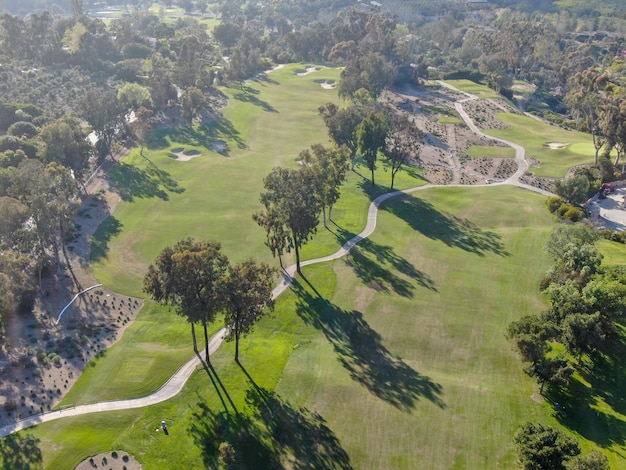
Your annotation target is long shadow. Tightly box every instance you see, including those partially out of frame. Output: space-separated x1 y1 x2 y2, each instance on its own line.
107 161 184 202
292 277 445 412
146 116 246 152
382 193 509 257
90 215 122 262
232 90 277 113
197 354 238 415
334 227 437 295
188 386 351 469
545 330 626 448
0 433 42 470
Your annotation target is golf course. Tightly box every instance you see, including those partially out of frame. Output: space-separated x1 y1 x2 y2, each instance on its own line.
9 65 626 468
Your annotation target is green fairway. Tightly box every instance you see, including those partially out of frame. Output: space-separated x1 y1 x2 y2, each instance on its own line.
445 80 501 99
28 186 625 469
20 67 626 469
486 113 593 178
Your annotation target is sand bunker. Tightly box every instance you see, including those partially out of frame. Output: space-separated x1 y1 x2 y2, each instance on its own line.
313 78 336 89
545 142 567 149
296 66 321 76
210 140 228 154
169 148 202 161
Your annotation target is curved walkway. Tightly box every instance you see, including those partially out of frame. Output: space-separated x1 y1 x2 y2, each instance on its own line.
0 82 553 440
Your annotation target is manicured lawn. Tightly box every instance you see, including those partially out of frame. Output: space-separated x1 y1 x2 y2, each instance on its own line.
486 113 593 178
445 79 502 99
19 68 626 469
29 186 625 469
467 145 516 159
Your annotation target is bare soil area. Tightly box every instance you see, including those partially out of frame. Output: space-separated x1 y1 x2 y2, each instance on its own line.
0 147 143 430
381 82 550 187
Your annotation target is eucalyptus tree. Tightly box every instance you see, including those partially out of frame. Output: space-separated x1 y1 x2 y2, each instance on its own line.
143 238 229 362
300 144 350 226
224 259 275 363
254 166 320 274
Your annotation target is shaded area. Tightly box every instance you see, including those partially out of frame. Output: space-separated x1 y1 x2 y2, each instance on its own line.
333 227 437 296
146 116 246 152
546 328 626 449
292 277 445 411
382 194 509 257
232 89 277 113
0 433 42 470
107 161 184 202
189 385 352 469
90 215 122 262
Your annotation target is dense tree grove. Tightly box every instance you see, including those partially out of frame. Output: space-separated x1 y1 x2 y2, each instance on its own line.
508 224 626 396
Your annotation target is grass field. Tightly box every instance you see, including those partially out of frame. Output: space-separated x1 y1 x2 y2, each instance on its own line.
486 114 593 178
15 66 626 469
445 80 502 99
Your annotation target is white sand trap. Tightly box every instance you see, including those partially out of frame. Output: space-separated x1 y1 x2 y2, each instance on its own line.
169 148 202 161
545 142 567 149
296 66 321 76
74 451 142 470
313 78 336 89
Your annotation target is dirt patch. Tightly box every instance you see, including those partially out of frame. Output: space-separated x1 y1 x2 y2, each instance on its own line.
0 148 142 430
75 451 142 470
531 393 543 403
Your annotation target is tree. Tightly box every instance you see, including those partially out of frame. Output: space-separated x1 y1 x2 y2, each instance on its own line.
565 68 610 167
514 422 580 470
356 111 390 186
80 90 125 161
553 174 591 205
143 239 229 362
528 357 575 395
383 115 422 189
224 259 276 362
561 313 604 363
254 167 320 274
38 115 92 179
300 144 350 226
117 83 153 112
319 103 364 169
180 86 205 124
566 451 609 470
544 224 602 286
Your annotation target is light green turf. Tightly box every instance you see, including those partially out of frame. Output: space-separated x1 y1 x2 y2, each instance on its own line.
467 145 516 159
444 80 501 99
19 69 626 469
599 239 626 265
91 64 347 296
27 186 624 469
486 113 593 178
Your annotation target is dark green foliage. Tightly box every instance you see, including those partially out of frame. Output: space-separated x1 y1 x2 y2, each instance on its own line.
514 422 580 470
0 102 42 130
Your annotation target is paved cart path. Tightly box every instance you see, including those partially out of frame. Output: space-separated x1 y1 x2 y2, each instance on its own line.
0 82 553 439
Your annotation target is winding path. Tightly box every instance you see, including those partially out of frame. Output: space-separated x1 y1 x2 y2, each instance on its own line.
0 83 553 440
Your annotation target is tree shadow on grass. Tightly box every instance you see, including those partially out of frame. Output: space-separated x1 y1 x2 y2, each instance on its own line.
107 161 184 202
0 433 42 470
146 116 246 152
546 331 626 448
189 386 352 469
382 194 509 257
332 226 437 296
232 90 277 113
292 277 445 412
90 215 122 262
